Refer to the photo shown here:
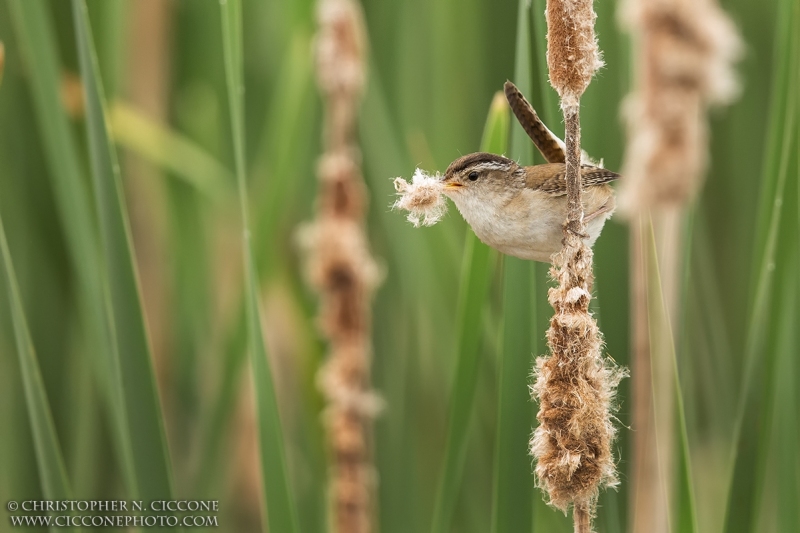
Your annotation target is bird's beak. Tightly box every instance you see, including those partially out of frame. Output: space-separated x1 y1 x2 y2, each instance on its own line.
441 176 463 190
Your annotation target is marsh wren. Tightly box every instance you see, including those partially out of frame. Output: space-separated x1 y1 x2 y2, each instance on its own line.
440 82 619 262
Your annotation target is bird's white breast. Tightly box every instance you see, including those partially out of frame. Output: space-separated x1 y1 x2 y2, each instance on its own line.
448 188 613 262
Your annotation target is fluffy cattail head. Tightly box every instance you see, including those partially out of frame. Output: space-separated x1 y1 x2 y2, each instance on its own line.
533 3 627 531
546 0 604 108
316 0 368 151
316 0 367 99
308 2 380 532
531 240 628 513
618 0 742 213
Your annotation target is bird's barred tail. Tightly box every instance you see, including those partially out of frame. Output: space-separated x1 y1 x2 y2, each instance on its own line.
504 81 567 165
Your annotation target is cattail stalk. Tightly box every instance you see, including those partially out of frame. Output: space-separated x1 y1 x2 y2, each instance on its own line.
0 42 6 87
531 2 625 533
303 1 380 532
618 1 741 531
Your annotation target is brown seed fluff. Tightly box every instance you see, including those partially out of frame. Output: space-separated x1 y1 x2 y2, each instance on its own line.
302 1 380 532
618 0 741 213
546 0 604 108
530 224 627 514
534 4 627 529
531 110 627 520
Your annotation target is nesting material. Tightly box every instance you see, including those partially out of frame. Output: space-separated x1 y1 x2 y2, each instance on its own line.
392 169 448 227
546 0 604 108
619 0 742 213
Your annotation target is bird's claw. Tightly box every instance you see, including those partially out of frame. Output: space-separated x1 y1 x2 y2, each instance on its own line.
565 226 589 240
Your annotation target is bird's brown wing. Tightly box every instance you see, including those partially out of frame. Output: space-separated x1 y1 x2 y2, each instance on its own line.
504 81 566 164
525 163 620 196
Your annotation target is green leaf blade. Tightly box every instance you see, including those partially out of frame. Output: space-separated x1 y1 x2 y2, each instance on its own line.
723 0 800 529
0 215 78 533
219 0 300 531
492 1 536 531
431 93 508 533
71 0 175 507
108 101 232 197
9 0 138 496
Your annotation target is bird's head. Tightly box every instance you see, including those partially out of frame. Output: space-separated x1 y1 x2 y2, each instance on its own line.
441 153 523 200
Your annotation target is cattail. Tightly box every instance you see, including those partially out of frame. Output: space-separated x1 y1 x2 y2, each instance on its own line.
0 42 5 87
532 1 626 532
301 1 381 531
618 0 742 212
617 2 741 532
545 0 604 109
531 244 627 508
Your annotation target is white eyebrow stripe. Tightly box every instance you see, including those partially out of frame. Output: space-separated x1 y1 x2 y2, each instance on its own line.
468 161 511 172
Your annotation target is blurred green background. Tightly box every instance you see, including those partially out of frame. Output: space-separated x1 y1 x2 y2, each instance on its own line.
0 0 797 532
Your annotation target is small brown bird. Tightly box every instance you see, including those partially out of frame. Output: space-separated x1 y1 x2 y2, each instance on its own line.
441 82 619 262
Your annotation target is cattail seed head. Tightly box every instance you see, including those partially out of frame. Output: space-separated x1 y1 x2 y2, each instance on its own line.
534 5 626 527
618 0 742 213
316 0 367 100
304 1 380 531
546 0 604 108
531 237 628 514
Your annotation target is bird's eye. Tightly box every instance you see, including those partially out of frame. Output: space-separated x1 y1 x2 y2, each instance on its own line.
468 171 479 181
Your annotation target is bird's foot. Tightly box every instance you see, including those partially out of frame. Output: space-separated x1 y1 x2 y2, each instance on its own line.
565 226 589 240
